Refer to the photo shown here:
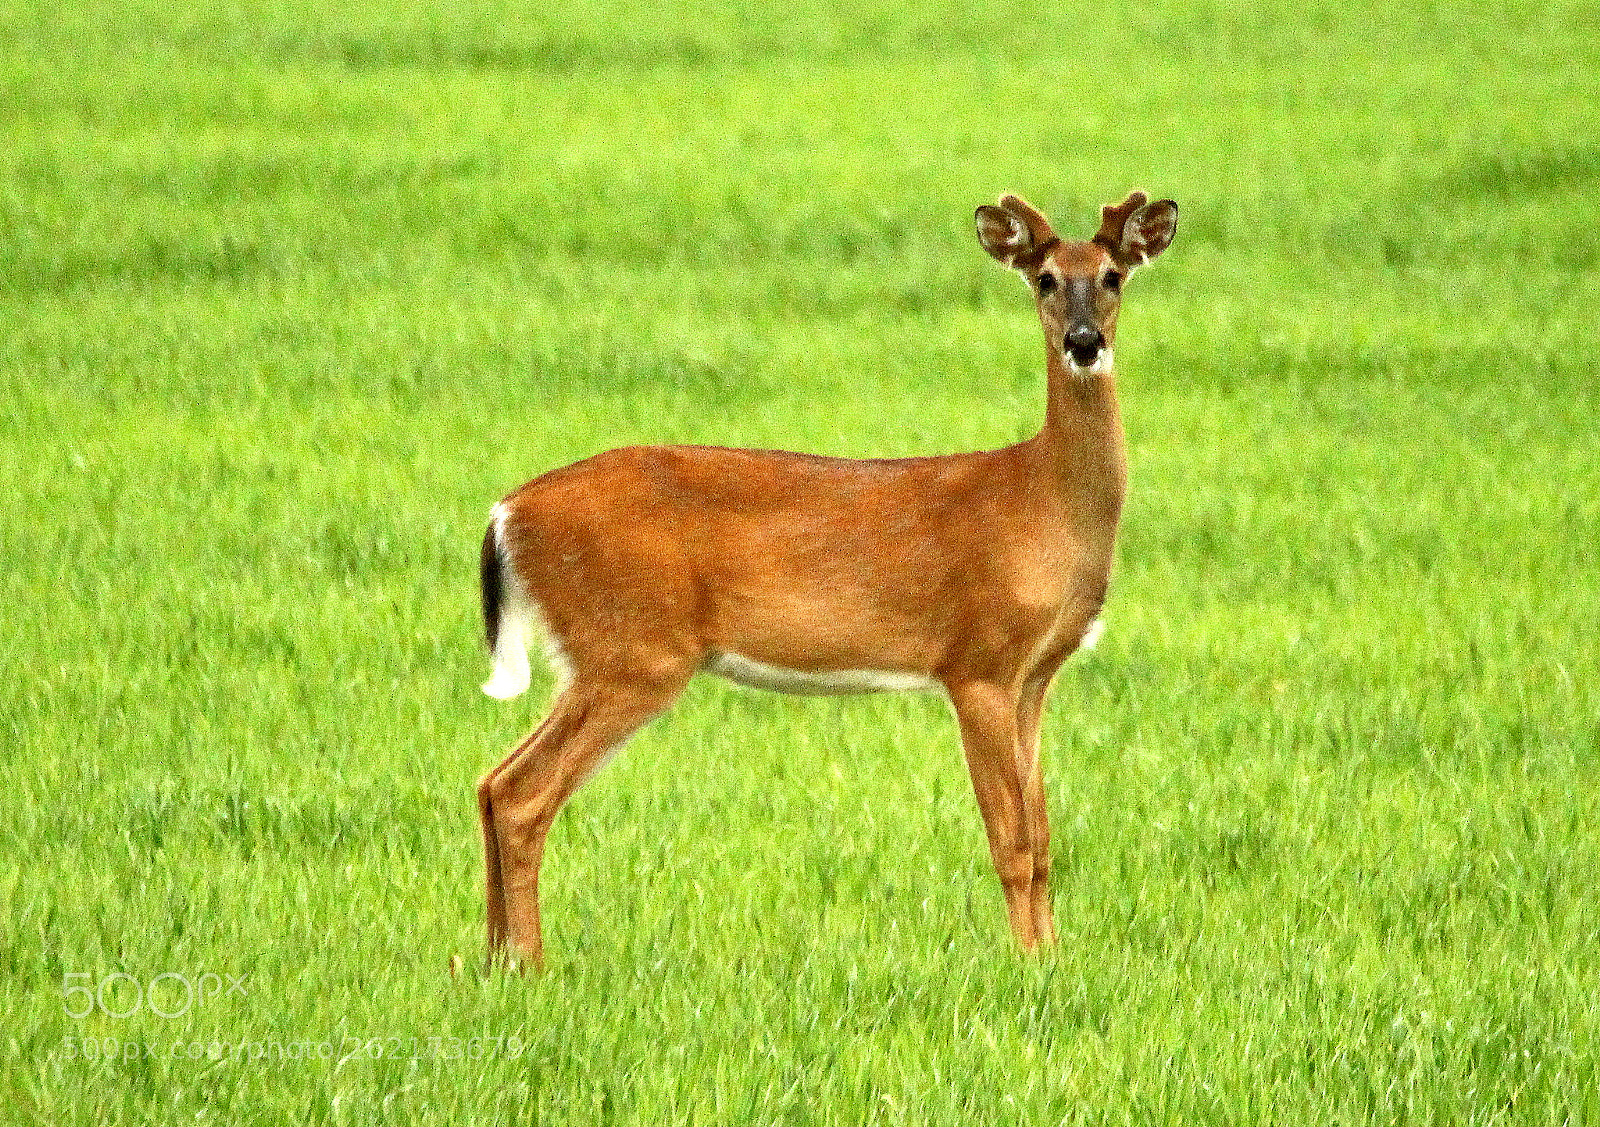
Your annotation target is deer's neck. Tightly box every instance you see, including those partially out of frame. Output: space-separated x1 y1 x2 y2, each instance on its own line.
1032 351 1127 528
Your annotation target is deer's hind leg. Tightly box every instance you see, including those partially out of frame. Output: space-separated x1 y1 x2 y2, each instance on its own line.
480 656 691 969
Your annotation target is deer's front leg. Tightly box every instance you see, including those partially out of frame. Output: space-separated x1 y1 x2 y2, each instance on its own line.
1016 673 1058 948
947 678 1037 949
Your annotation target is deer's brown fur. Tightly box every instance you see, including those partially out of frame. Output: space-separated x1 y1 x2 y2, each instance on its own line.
477 191 1177 967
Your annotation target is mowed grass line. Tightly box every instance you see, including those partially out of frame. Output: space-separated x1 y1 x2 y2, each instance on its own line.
4 0 1600 1122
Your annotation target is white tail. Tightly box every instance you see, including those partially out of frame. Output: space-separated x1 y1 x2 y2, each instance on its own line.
479 504 535 700
475 190 1177 967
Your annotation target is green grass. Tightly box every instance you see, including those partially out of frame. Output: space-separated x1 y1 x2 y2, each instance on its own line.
4 0 1600 1121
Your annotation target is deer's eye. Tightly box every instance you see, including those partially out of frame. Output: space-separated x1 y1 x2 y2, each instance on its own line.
1103 270 1123 292
1037 273 1058 294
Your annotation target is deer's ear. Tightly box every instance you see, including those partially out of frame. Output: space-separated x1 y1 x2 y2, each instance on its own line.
976 204 1034 267
975 194 1057 268
1095 191 1178 270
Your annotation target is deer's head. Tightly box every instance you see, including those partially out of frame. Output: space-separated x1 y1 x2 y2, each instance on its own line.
977 191 1178 378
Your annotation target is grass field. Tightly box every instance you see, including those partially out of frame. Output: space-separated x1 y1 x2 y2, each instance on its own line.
4 0 1600 1121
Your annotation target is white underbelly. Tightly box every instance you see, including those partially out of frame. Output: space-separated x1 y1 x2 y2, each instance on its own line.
701 650 939 696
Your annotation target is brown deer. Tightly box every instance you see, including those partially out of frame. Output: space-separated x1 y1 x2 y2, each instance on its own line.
476 190 1178 967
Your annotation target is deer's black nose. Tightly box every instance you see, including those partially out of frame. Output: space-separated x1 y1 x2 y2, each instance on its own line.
1066 324 1104 363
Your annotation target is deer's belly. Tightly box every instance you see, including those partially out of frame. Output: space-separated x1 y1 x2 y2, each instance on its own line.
701 650 939 696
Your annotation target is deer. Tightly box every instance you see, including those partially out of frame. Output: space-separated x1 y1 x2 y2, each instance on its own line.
474 190 1178 968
